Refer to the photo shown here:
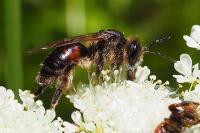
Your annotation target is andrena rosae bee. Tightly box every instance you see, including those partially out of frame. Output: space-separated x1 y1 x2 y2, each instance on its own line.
154 101 200 133
31 29 174 108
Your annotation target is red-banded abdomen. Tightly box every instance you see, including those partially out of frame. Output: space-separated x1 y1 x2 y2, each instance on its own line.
37 43 88 86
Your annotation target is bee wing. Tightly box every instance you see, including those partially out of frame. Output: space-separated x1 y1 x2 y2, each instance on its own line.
27 33 104 53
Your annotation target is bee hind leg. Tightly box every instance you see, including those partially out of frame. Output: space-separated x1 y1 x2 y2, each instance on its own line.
51 87 65 109
50 68 73 109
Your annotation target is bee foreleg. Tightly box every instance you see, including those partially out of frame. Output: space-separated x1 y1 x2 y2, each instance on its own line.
94 44 105 79
95 51 104 78
112 42 124 72
127 66 137 81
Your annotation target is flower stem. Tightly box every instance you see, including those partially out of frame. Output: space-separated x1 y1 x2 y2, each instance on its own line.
4 0 23 96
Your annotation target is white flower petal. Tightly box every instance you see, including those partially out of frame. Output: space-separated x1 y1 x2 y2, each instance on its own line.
84 122 96 132
6 89 15 99
195 84 200 91
135 66 150 83
63 122 79 133
71 111 82 125
0 86 6 92
193 63 199 70
173 75 189 83
191 62 200 81
174 54 192 76
19 89 34 106
183 35 200 49
193 64 200 79
184 25 200 50
191 25 200 43
45 109 56 121
184 84 200 103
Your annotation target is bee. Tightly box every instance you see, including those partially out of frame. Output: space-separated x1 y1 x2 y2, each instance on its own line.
32 29 173 108
154 101 200 133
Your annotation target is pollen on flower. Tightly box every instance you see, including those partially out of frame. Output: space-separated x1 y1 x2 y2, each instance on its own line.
164 81 169 85
178 84 183 88
150 75 156 81
156 79 162 84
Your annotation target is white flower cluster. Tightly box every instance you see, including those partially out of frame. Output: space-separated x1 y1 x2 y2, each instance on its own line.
173 24 200 85
68 68 180 133
173 54 200 84
0 86 78 133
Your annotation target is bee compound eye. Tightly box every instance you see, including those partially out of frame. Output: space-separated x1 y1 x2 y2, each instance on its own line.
126 41 142 66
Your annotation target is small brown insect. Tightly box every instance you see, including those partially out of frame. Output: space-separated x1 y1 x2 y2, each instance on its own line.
154 101 200 133
32 29 173 108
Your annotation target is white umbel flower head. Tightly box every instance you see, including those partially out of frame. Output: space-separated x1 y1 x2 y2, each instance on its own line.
183 25 200 50
173 54 200 83
67 67 181 133
0 86 79 133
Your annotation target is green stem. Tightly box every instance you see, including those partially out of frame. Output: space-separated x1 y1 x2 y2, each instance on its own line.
66 0 86 35
4 0 23 96
189 81 197 91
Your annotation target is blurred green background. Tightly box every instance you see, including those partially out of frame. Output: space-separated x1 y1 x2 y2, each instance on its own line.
1 0 200 121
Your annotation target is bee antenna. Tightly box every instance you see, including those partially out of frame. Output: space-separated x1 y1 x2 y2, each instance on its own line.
147 36 171 49
144 51 176 63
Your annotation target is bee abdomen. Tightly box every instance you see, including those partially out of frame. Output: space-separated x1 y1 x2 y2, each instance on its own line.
40 51 67 75
37 49 68 85
37 43 88 86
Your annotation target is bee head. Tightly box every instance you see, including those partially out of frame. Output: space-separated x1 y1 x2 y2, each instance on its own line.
126 39 142 66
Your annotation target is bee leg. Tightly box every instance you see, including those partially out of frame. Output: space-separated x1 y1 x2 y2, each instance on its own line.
88 42 105 82
93 44 105 84
111 43 124 80
113 43 124 70
127 67 137 80
95 50 104 78
51 87 64 109
92 53 104 85
51 78 67 109
51 66 74 109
